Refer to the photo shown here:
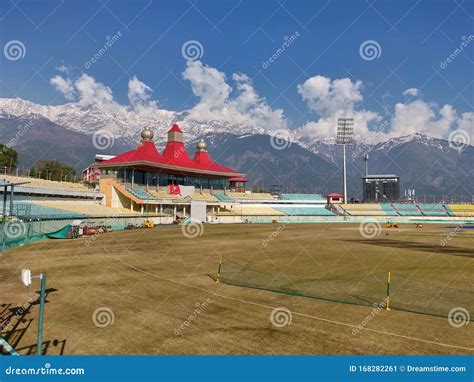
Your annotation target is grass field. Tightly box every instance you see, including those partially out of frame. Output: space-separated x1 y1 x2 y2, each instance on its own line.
1 223 473 355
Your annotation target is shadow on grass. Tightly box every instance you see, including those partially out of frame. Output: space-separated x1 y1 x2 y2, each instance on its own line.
0 288 66 355
344 238 474 258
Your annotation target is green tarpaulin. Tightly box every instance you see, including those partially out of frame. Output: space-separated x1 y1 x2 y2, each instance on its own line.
46 224 71 239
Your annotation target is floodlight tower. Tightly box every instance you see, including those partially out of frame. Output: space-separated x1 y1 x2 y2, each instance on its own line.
336 118 354 203
363 153 369 176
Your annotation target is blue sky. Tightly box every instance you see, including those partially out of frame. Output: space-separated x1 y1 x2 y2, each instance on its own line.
0 0 473 135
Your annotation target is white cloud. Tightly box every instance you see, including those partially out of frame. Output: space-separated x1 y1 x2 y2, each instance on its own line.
182 60 287 131
403 88 419 97
296 74 471 142
296 75 379 140
48 65 471 144
389 100 457 138
50 73 160 117
457 112 474 133
182 60 232 120
74 74 118 111
298 76 363 116
50 75 75 101
128 76 159 115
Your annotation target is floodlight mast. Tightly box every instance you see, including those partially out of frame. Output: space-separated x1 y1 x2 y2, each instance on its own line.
363 153 369 177
336 118 354 203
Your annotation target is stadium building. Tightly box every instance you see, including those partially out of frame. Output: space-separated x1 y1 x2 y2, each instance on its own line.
97 124 248 192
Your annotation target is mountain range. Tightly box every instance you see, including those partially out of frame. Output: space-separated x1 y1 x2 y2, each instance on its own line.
0 98 472 199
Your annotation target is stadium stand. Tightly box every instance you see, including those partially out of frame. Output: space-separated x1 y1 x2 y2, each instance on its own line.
340 204 386 216
228 192 274 200
380 203 399 216
417 204 447 216
447 204 474 217
393 203 422 216
191 192 218 202
3 202 85 219
214 193 234 202
1 175 93 192
239 204 284 215
273 207 336 216
147 190 182 200
30 201 146 217
126 188 156 201
279 194 326 202
230 205 285 216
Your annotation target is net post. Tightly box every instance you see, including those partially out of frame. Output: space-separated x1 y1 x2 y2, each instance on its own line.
385 271 391 311
216 256 223 284
37 273 47 355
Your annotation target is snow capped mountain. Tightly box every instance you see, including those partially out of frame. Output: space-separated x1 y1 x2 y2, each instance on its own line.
0 98 470 156
372 132 448 153
0 98 264 145
0 97 472 197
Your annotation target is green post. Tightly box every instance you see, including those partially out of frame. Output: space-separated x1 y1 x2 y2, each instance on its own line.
37 273 46 355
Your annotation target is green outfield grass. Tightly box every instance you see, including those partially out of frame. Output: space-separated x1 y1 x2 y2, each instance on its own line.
1 223 473 355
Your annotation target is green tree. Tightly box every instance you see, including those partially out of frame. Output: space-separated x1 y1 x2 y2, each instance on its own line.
30 160 76 181
0 144 18 171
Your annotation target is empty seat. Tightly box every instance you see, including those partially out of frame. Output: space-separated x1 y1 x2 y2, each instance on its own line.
417 204 447 216
148 190 181 200
229 192 274 200
4 202 86 219
392 204 422 216
380 204 399 216
1 175 93 192
447 204 474 217
192 193 218 202
126 188 156 201
221 205 284 216
273 207 335 216
214 193 234 202
29 201 149 217
279 194 326 202
341 204 386 216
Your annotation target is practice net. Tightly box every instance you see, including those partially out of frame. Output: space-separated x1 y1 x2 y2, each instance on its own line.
218 257 473 320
